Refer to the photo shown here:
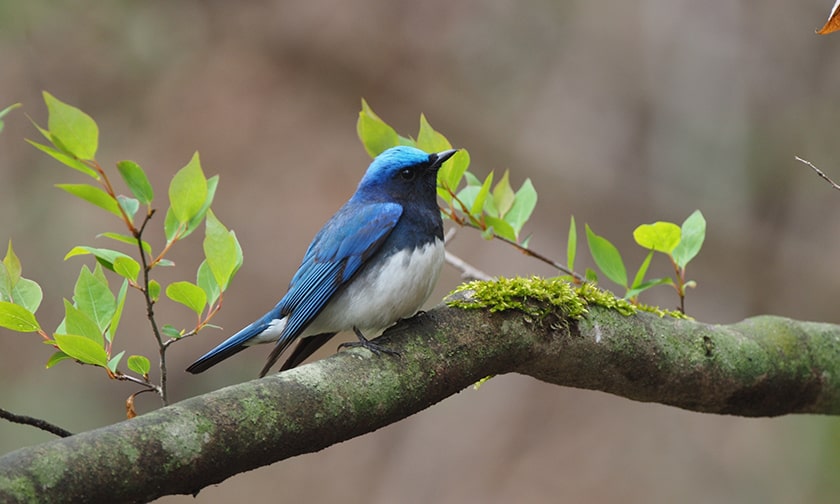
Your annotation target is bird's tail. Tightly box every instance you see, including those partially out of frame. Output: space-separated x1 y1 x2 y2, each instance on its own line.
186 320 270 374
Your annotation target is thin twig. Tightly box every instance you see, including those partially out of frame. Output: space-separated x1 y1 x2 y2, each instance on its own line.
795 156 840 191
0 407 73 438
445 251 493 281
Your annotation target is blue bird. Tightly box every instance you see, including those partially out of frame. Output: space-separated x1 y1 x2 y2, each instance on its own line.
186 146 457 377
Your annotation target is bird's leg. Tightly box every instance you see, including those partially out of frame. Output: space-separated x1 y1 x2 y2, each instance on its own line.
338 327 401 358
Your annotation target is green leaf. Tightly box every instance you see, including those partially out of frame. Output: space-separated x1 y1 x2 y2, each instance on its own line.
166 281 207 316
585 224 627 287
73 264 116 333
168 151 208 225
127 355 151 376
470 172 494 216
107 350 125 373
45 351 72 369
672 210 707 269
0 301 40 332
26 140 99 179
113 256 140 282
203 210 240 290
64 246 135 274
437 150 470 203
53 333 108 367
492 170 516 219
165 175 219 243
62 299 103 345
10 278 43 313
197 260 221 307
416 114 452 154
625 277 673 300
117 160 154 205
505 179 538 237
162 324 182 339
356 99 400 157
97 232 152 256
56 183 122 219
483 216 517 242
0 103 21 134
633 221 681 253
117 195 139 224
43 91 99 160
567 216 577 272
148 279 161 302
584 268 598 283
630 250 655 290
3 240 21 290
108 279 128 343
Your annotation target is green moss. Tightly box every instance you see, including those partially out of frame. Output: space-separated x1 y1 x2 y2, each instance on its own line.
448 276 685 320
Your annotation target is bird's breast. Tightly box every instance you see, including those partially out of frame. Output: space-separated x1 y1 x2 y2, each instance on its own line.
304 238 445 336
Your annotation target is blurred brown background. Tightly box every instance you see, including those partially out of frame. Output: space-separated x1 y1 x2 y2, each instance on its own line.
2 1 840 502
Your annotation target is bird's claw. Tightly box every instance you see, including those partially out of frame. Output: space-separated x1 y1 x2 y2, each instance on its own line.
338 327 401 359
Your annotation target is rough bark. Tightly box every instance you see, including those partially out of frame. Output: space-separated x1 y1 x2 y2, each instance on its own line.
1 302 839 502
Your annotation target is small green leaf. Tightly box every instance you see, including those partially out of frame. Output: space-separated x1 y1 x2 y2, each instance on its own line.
630 250 655 291
107 350 125 373
45 350 72 369
148 279 161 302
357 99 400 157
73 264 116 333
492 170 516 218
166 281 207 316
3 241 21 290
97 232 152 256
505 179 538 237
43 91 99 160
672 210 706 269
53 333 108 367
483 216 517 242
633 221 681 253
117 160 154 205
584 268 599 283
0 301 40 332
168 151 208 225
203 210 240 290
127 355 151 376
165 175 220 243
0 103 21 134
113 256 140 282
64 246 135 274
416 113 452 154
26 140 99 179
197 260 220 307
56 183 122 219
162 324 182 339
470 172 494 216
567 216 577 272
117 195 139 224
108 279 128 343
625 277 673 300
585 224 627 287
62 299 103 345
10 278 43 313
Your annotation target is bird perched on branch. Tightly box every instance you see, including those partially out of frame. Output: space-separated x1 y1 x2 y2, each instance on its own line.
187 146 457 377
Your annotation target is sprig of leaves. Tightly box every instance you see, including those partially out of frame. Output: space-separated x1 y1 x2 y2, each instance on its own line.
582 210 706 311
0 92 243 414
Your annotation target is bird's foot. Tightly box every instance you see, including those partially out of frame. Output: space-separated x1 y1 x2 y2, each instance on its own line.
338 327 401 358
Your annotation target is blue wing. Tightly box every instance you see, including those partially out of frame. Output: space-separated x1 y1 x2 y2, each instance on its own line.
186 201 403 375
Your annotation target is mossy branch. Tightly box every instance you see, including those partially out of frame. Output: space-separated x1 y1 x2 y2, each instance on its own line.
1 281 839 502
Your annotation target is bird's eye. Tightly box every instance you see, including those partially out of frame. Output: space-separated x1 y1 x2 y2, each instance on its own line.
400 168 415 180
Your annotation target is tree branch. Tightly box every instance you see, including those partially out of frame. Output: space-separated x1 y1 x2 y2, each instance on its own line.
1 300 839 502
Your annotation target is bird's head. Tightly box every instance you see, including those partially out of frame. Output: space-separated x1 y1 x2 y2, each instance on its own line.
355 146 458 205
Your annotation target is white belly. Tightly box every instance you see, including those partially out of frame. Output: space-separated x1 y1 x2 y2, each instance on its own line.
303 238 444 337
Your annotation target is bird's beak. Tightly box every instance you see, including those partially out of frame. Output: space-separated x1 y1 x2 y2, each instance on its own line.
430 149 458 169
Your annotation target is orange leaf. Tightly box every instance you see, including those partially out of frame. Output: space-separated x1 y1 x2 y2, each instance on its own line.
818 0 840 34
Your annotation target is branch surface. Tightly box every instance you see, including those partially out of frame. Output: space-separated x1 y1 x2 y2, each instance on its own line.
1 302 839 502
